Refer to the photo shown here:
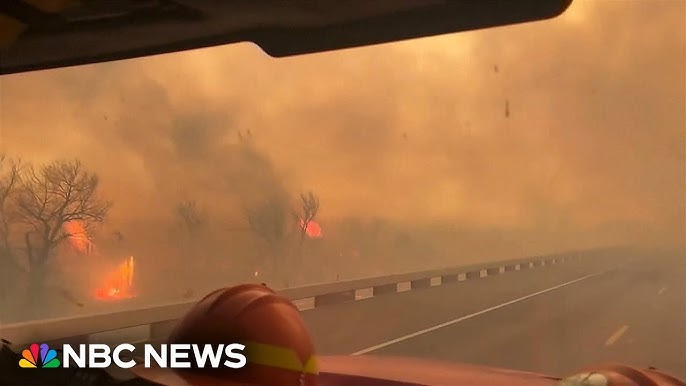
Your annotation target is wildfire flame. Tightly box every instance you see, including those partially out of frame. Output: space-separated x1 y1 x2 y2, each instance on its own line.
63 220 93 255
300 219 323 239
94 256 136 301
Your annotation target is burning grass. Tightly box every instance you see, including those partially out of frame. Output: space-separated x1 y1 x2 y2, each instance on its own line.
93 256 136 301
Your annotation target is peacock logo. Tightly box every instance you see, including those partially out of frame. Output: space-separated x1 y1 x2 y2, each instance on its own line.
19 343 61 368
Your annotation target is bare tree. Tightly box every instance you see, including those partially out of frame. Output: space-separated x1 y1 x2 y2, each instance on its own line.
245 196 293 285
176 199 207 237
0 155 22 260
246 197 289 254
16 159 111 297
287 191 320 285
296 191 320 244
0 155 25 309
245 192 319 286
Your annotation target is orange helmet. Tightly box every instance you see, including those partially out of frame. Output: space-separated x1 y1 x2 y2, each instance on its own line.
133 283 319 386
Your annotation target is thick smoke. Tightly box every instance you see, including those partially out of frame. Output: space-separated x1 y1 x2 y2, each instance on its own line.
0 0 683 313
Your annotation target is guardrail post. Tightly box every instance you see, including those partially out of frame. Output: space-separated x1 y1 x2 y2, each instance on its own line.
441 273 459 283
314 290 355 307
410 278 431 289
486 267 500 276
465 271 480 279
373 283 397 296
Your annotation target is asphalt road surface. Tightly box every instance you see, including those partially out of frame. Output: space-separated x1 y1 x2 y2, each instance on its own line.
302 249 686 379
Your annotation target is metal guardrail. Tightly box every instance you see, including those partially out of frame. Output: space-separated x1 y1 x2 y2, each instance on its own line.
0 247 619 347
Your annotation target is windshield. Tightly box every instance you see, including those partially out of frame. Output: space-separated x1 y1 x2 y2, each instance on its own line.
1 0 684 380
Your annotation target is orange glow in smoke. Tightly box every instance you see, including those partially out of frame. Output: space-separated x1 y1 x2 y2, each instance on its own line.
300 220 323 239
94 256 136 301
63 220 92 254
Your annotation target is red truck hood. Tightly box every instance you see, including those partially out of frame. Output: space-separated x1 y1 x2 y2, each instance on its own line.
130 353 685 385
318 355 561 386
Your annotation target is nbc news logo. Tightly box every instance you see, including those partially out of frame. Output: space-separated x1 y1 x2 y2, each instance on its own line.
18 342 247 369
19 343 61 368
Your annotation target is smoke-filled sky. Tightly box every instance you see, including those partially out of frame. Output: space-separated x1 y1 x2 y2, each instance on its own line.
1 0 684 248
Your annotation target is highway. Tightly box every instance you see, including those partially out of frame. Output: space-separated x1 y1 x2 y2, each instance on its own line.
3 246 684 385
301 249 686 379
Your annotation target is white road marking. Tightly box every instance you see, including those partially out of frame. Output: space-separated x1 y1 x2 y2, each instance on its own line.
605 325 630 347
351 271 610 355
658 287 667 295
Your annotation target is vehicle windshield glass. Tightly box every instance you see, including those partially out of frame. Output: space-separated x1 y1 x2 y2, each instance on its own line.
1 0 684 379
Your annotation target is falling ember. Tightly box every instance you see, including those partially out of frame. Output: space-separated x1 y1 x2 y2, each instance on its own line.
94 256 136 301
300 219 323 239
254 270 259 277
63 220 93 255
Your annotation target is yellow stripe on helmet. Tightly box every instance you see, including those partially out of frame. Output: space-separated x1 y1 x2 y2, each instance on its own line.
242 341 318 375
